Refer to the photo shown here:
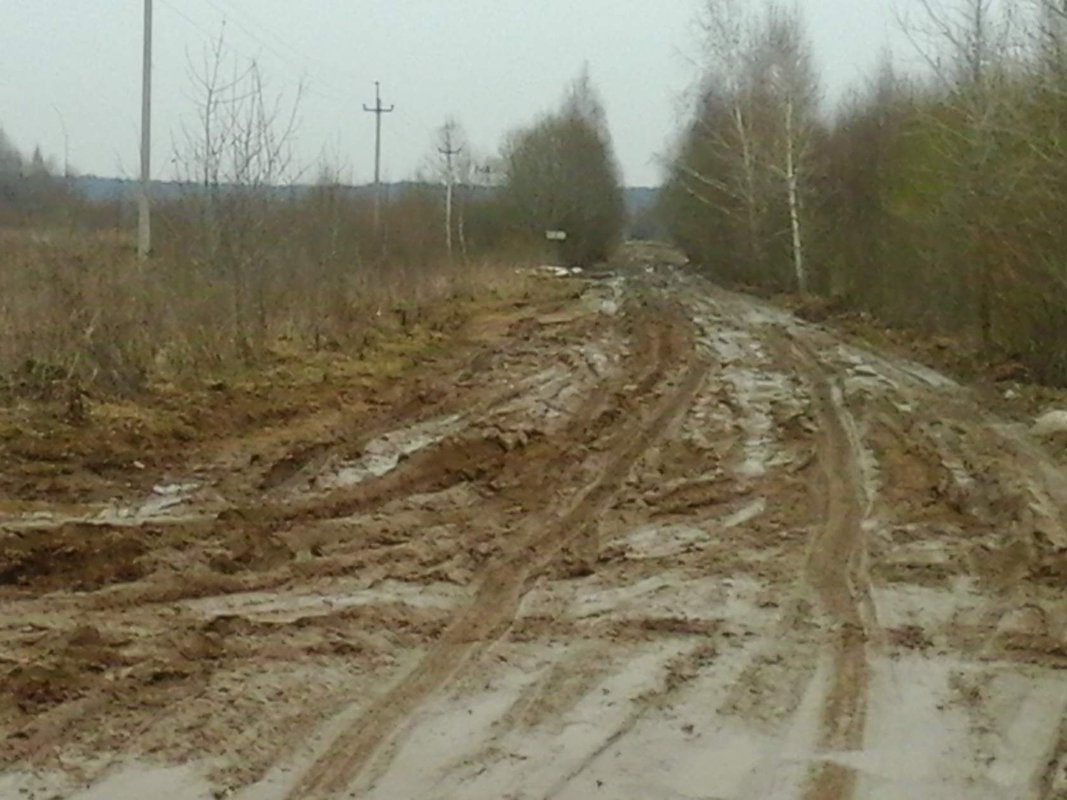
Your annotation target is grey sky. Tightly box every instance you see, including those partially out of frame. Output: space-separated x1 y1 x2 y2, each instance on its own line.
1 1 915 187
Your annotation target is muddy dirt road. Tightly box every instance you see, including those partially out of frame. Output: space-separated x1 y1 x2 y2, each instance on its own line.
2 264 1065 800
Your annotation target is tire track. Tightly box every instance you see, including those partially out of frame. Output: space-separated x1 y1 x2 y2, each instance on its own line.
682 281 878 799
286 303 707 800
0 289 634 779
787 337 877 800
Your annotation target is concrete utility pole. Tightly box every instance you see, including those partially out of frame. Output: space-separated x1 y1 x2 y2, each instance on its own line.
138 0 153 260
438 136 463 259
363 81 394 232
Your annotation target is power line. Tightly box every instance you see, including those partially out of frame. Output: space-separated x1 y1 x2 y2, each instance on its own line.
197 0 333 92
157 0 346 103
205 0 362 90
152 2 426 187
157 0 219 43
193 0 360 103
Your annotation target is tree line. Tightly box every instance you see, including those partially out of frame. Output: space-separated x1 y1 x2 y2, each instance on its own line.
0 128 86 224
661 0 1067 385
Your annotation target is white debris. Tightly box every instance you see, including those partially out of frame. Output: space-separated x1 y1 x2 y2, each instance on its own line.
852 363 881 378
153 483 198 496
1032 410 1067 438
534 265 573 278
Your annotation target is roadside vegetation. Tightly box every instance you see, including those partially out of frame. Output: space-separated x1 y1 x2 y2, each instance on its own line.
0 56 623 411
499 68 626 266
662 0 1067 385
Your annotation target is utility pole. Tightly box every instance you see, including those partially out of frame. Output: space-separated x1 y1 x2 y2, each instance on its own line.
438 131 463 260
138 0 153 260
363 81 394 233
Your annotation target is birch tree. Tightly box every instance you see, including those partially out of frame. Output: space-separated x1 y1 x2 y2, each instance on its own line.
690 0 766 271
752 7 819 293
664 1 818 291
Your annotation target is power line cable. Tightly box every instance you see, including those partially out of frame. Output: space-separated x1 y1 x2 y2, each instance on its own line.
194 0 373 107
206 0 364 89
157 0 347 103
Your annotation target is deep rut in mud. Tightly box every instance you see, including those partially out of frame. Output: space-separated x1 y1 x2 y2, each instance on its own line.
790 338 875 800
291 300 707 798
2 266 1065 800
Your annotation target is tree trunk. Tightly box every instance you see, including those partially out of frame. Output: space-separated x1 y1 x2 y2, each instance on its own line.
784 95 807 294
733 105 764 270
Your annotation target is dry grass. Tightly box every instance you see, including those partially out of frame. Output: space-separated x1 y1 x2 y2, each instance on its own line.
0 199 539 403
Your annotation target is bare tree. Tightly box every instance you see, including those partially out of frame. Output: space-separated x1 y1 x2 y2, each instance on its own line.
174 31 304 359
901 0 1020 347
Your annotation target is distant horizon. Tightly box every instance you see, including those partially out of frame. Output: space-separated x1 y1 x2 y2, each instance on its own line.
68 174 663 194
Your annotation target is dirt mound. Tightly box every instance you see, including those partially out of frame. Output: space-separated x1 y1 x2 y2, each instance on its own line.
4 625 128 716
0 523 149 591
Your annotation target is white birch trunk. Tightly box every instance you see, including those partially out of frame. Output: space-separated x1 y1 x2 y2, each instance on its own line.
784 94 807 293
733 103 763 266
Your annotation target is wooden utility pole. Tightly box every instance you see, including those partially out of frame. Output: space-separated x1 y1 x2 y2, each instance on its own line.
138 0 153 260
363 81 394 232
438 133 463 259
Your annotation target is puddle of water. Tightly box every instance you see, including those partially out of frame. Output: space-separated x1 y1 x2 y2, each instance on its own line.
590 277 625 316
74 764 214 800
837 343 959 392
615 524 710 560
524 572 741 629
319 414 466 490
101 482 202 521
1 482 217 531
730 369 777 479
611 499 767 561
871 583 983 632
362 641 696 800
185 579 466 623
694 319 807 481
858 655 1067 799
722 497 769 528
4 763 217 800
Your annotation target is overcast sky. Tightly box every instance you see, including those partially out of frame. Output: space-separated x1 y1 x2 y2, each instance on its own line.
0 1 918 187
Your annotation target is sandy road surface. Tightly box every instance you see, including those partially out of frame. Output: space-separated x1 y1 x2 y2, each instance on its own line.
1 263 1065 800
